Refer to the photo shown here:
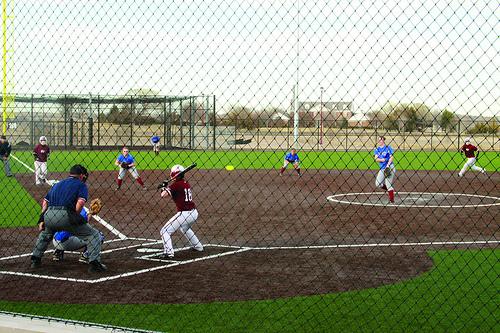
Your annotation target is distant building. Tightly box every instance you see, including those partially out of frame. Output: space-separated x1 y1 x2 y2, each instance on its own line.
348 113 371 128
292 101 353 127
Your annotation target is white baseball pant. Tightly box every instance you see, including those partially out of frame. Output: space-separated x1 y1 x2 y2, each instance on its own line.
118 166 140 179
375 164 396 191
283 160 299 169
160 209 203 257
459 158 484 176
34 161 48 185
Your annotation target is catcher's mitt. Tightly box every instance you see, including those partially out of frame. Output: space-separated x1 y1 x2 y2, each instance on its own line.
383 167 392 178
89 198 103 215
120 162 130 169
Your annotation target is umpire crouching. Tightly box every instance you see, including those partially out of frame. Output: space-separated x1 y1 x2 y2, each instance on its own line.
30 164 107 273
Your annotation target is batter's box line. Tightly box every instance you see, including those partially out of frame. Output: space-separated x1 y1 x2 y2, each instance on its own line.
0 241 252 284
0 247 252 284
135 243 245 254
135 244 249 261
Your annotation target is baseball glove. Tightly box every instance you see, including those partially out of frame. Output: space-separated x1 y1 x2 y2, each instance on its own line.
120 162 130 169
89 198 103 215
383 167 392 178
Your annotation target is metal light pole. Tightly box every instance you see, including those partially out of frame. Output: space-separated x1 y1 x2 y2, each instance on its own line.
293 0 300 148
320 86 324 145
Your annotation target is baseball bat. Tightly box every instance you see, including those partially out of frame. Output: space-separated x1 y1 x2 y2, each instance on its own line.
157 163 197 189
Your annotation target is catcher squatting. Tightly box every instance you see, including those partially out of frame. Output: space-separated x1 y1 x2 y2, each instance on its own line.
30 165 107 273
52 199 105 262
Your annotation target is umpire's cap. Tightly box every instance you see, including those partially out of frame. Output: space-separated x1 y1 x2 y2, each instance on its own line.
69 164 89 182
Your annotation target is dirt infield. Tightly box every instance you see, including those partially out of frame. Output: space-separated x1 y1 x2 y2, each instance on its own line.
0 169 498 304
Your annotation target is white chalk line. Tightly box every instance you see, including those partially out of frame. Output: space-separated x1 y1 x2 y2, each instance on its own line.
0 239 498 284
10 154 35 172
0 238 162 261
327 191 500 208
86 210 127 240
11 154 128 239
136 243 241 253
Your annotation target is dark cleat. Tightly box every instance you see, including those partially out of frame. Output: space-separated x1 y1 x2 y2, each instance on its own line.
88 260 107 273
30 256 41 268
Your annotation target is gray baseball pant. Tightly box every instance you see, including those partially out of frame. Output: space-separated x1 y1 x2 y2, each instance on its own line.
32 207 102 262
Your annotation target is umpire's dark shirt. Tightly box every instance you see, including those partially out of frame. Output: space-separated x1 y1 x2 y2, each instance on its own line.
45 176 89 211
0 141 11 157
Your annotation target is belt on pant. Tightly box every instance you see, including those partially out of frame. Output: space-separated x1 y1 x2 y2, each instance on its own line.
48 206 73 211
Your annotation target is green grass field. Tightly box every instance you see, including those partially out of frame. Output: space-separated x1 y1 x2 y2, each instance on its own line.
8 149 500 173
0 173 41 227
0 249 497 333
1 150 498 332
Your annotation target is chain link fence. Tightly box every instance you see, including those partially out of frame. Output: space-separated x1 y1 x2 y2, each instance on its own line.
0 1 498 332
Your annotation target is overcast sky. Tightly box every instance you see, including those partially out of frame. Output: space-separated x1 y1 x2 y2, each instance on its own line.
9 0 499 116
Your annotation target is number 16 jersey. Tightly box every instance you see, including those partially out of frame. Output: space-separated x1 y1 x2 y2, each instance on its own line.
166 179 196 212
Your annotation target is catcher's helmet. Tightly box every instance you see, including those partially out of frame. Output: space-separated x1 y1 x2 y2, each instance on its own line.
39 136 47 143
464 137 472 144
170 164 185 179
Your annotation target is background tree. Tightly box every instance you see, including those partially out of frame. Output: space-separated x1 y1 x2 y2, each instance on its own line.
369 101 432 132
221 106 258 130
438 109 456 133
468 120 499 134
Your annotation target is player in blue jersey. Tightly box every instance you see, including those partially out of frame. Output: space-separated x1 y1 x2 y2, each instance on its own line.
52 208 105 263
150 135 161 155
115 146 146 190
279 148 301 176
374 136 395 203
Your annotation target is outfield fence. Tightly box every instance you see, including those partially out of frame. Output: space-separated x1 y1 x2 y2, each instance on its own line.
2 94 498 152
0 1 498 333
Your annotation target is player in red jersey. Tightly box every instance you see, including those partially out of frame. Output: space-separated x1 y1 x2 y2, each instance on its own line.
458 137 486 177
33 136 50 185
158 165 203 258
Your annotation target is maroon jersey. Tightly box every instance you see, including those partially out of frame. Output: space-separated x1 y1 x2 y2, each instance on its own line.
166 179 196 212
33 144 50 162
461 144 477 158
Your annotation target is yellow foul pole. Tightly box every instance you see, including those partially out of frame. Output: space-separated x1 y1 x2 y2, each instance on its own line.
2 0 7 134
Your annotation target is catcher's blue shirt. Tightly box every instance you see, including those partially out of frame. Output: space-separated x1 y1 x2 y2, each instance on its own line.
54 231 72 243
285 152 300 163
374 145 394 169
117 154 135 164
44 176 88 210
